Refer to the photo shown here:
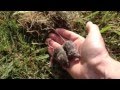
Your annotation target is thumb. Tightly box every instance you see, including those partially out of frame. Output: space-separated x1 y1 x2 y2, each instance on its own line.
85 21 106 47
86 21 101 37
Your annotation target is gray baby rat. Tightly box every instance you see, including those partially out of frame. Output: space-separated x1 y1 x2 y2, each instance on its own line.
63 40 80 60
51 47 70 68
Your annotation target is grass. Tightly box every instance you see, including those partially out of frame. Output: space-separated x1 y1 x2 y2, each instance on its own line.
0 11 119 79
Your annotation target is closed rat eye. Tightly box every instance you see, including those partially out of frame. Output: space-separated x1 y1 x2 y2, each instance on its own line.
68 50 75 55
68 51 72 56
57 57 61 61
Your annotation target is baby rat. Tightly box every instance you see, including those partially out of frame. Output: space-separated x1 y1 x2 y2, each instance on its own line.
63 40 80 60
52 47 70 68
48 41 70 68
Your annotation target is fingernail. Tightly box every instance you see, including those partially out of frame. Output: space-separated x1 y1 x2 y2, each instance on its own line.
49 33 55 38
87 21 93 24
45 38 52 45
86 21 93 29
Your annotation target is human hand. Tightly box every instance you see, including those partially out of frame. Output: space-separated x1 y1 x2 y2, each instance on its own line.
46 21 111 79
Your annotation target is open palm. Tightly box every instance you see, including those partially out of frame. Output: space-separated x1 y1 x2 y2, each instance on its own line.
46 21 109 79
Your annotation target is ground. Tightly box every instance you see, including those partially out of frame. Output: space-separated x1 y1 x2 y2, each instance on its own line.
0 11 119 79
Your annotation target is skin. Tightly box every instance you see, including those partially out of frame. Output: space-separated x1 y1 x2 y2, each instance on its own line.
46 21 120 79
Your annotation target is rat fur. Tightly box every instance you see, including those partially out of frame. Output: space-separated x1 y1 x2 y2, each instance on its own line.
52 47 70 68
63 40 80 60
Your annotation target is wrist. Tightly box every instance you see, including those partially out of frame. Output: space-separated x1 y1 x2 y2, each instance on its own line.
104 56 120 79
95 54 120 79
86 54 114 79
96 55 114 79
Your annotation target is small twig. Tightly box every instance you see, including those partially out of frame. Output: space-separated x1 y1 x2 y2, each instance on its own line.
27 19 35 31
32 42 44 45
26 30 40 36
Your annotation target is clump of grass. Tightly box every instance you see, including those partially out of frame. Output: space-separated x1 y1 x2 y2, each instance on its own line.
0 11 119 79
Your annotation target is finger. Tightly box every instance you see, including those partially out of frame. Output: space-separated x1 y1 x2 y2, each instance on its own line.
46 38 61 55
86 21 102 38
46 38 61 48
56 28 84 41
47 46 53 56
86 21 100 35
49 33 65 45
86 21 105 46
66 60 83 79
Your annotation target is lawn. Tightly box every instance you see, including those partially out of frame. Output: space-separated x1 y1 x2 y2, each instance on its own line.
0 11 119 79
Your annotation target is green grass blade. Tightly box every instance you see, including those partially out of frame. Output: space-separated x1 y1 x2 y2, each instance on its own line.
1 61 14 79
85 11 100 19
100 26 111 33
36 54 49 61
113 30 120 35
101 11 109 23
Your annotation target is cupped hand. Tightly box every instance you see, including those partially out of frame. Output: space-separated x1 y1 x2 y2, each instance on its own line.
46 21 109 79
